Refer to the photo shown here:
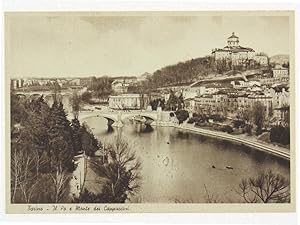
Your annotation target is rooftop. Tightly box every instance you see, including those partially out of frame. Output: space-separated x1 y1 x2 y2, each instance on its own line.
228 32 239 39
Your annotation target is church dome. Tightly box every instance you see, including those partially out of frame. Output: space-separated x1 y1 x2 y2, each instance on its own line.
228 32 239 39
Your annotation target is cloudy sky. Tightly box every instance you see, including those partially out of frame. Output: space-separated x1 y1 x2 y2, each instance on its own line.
6 12 291 78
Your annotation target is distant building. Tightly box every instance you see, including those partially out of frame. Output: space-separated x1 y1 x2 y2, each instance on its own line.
111 77 138 94
80 77 93 87
11 79 24 89
194 93 228 115
69 78 81 86
111 80 129 93
269 86 289 109
247 92 273 116
231 80 261 89
184 98 195 112
212 32 268 66
267 86 290 125
252 54 269 66
109 94 148 110
259 77 289 86
272 65 289 78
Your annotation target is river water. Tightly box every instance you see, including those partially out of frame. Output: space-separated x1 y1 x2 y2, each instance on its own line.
82 116 290 203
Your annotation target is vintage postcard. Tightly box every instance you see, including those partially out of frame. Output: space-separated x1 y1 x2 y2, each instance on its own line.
5 11 295 213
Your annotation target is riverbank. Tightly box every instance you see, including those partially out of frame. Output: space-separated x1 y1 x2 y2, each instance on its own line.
76 108 290 161
162 122 290 160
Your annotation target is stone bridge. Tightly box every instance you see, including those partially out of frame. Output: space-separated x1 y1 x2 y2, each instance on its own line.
15 90 74 112
15 90 72 99
76 110 162 127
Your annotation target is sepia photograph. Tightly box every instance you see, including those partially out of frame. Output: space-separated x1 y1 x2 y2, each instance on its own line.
5 11 295 213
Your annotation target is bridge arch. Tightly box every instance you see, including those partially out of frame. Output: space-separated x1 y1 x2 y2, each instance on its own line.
16 93 27 98
77 114 118 123
76 111 159 127
140 114 157 121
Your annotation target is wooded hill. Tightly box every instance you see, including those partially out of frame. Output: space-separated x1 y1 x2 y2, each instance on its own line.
148 56 216 88
146 54 267 88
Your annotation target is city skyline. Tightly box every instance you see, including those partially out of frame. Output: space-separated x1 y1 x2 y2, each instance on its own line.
6 13 290 78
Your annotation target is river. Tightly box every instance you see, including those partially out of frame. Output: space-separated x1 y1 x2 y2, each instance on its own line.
81 116 290 203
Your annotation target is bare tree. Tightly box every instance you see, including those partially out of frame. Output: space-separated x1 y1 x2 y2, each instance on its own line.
203 184 222 203
11 147 23 202
237 170 290 203
90 137 141 203
50 163 69 203
11 145 38 203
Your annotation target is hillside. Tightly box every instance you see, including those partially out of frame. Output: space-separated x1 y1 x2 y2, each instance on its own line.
269 54 289 65
148 56 217 88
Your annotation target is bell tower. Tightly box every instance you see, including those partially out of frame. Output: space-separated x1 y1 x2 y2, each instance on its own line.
227 32 239 47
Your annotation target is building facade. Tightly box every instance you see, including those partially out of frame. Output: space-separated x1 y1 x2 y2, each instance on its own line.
272 65 289 78
212 32 268 66
109 94 148 110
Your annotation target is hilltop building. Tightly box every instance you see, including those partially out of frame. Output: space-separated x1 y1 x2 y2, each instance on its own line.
212 32 268 66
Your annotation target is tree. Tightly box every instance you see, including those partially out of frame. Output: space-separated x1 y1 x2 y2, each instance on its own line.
81 91 92 103
89 138 141 203
71 118 82 155
178 93 184 110
238 109 252 124
88 76 113 99
175 109 189 124
166 90 178 111
80 124 99 157
270 126 290 146
150 98 165 111
238 170 290 203
48 99 75 172
281 105 290 127
10 93 77 203
204 184 222 203
50 163 70 203
71 91 81 118
243 124 253 135
252 102 266 135
11 140 36 203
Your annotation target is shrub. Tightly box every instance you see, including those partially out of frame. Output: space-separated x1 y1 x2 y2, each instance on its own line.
81 91 92 103
187 118 195 124
175 110 189 124
211 114 226 122
233 120 245 129
270 126 290 146
243 124 253 135
221 125 233 134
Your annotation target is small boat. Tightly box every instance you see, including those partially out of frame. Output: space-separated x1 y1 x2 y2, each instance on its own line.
226 166 233 170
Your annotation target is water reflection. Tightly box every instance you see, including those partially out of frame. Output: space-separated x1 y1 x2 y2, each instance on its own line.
141 124 154 133
107 125 114 133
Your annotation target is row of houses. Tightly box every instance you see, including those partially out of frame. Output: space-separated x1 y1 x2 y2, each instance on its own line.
10 77 91 90
183 83 289 124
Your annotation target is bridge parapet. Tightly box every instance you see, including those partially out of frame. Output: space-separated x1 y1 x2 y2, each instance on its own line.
76 110 161 127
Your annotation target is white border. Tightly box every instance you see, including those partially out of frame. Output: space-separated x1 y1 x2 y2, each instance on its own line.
1 0 299 224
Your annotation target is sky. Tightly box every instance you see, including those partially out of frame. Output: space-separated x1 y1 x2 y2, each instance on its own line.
5 12 291 78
